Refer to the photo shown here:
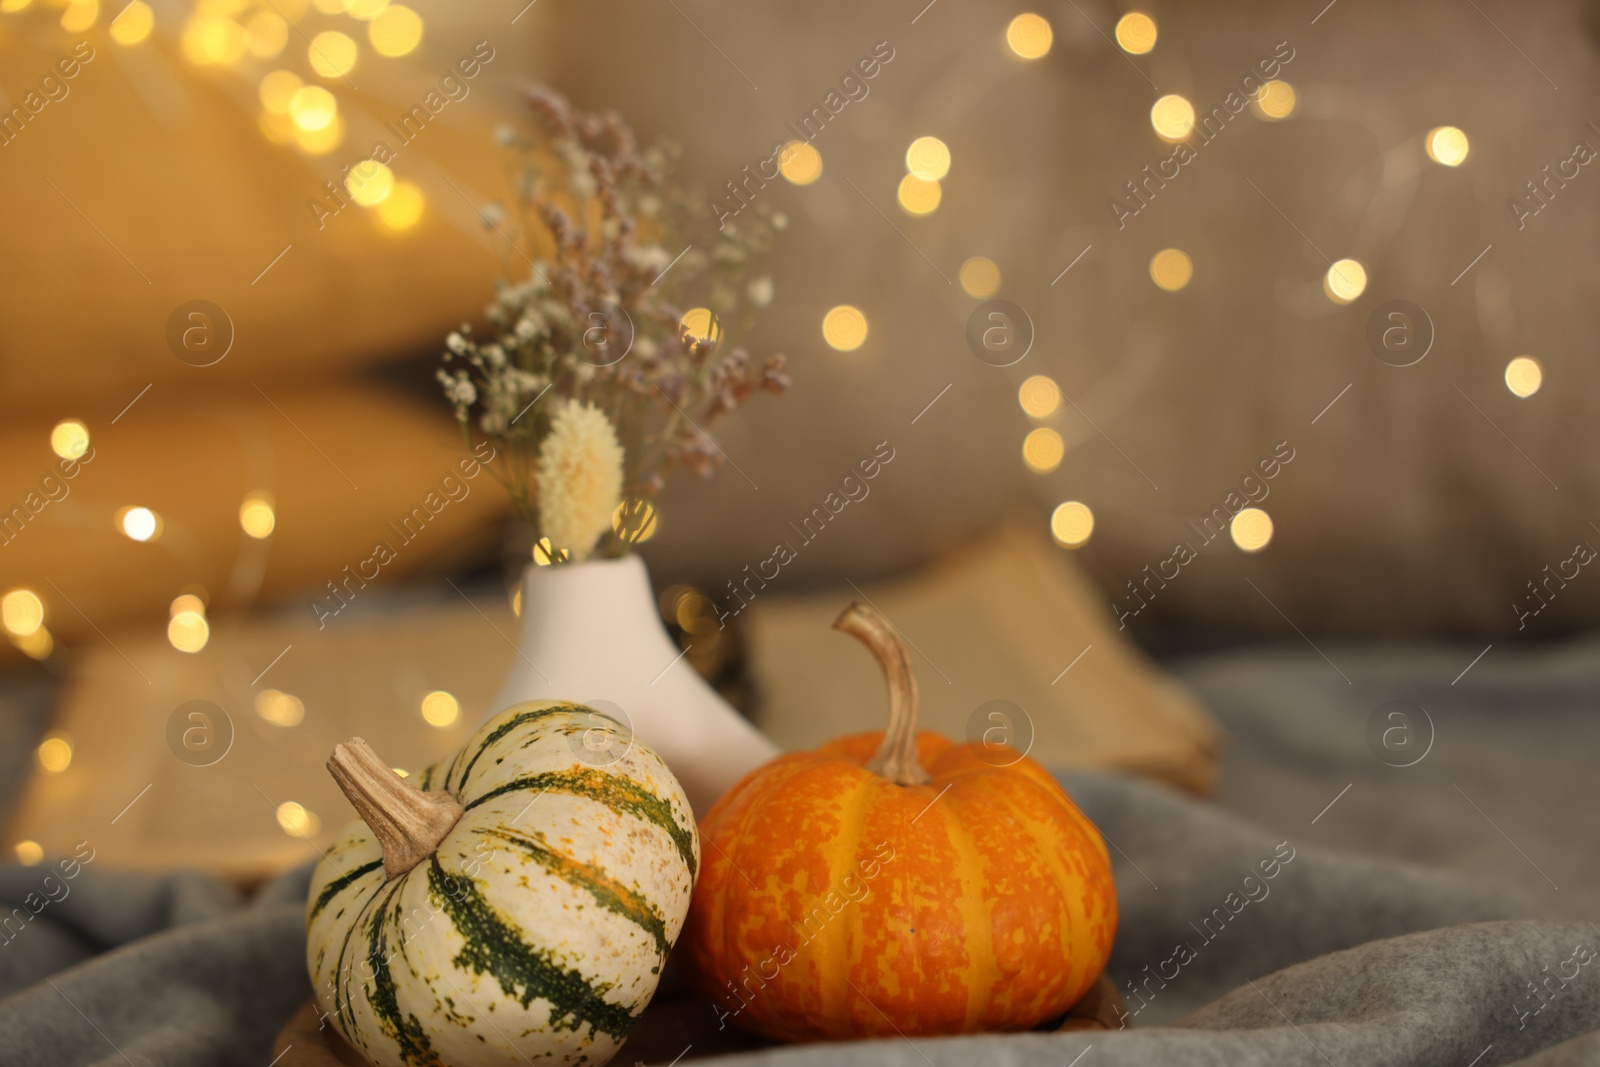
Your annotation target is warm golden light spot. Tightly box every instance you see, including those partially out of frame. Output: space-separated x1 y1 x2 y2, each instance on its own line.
1018 375 1061 419
1323 258 1367 304
259 70 302 114
276 801 319 836
244 10 287 57
14 842 42 867
292 113 345 155
50 419 88 460
1426 125 1470 167
1149 248 1193 291
421 690 459 728
311 0 350 11
109 0 153 45
118 506 160 542
367 4 422 57
169 594 205 618
240 492 276 538
346 0 387 18
897 173 941 216
1505 355 1542 398
2 590 43 638
345 160 394 206
308 30 357 78
679 307 721 346
289 84 336 130
183 16 248 65
376 179 424 230
905 136 951 181
255 689 305 727
613 499 658 544
778 140 822 185
168 611 209 653
0 0 35 12
960 256 1001 298
13 628 52 660
1150 94 1195 142
1023 427 1065 473
1006 12 1052 59
1114 11 1157 54
1231 507 1273 552
1051 501 1094 547
822 305 868 351
60 0 96 32
511 587 522 617
1251 80 1296 120
532 537 562 566
36 736 72 773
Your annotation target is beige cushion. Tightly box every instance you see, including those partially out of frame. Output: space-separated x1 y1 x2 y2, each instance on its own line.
745 522 1221 795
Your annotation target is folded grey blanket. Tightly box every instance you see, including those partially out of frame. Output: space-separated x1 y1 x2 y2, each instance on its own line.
2 637 1598 1065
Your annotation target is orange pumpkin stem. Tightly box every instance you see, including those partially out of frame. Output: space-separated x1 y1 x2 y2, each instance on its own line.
834 602 930 786
328 738 464 880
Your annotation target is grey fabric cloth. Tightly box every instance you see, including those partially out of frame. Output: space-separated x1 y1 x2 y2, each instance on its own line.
1 636 1598 1066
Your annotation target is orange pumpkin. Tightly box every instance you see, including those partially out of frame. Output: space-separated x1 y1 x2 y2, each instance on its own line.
684 602 1117 1041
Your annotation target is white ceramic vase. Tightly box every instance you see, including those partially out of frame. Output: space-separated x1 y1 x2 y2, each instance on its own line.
487 554 779 816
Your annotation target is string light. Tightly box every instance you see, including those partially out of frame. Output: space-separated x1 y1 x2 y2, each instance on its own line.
367 4 422 57
244 10 287 57
108 0 153 45
345 160 394 206
1023 428 1064 473
348 0 389 18
1426 126 1470 167
1505 356 1542 397
1 590 44 638
779 141 822 185
276 801 320 836
905 136 950 181
1051 502 1094 547
240 492 276 538
679 307 720 346
1150 95 1195 142
255 689 306 727
1230 507 1274 552
1251 80 1296 121
117 506 160 542
293 114 346 155
1114 12 1157 55
168 610 209 653
50 419 89 460
897 174 941 216
377 180 425 230
822 305 868 351
36 736 72 773
1006 13 1052 59
1323 259 1367 303
1018 375 1060 419
960 256 1001 297
309 30 357 78
421 690 459 727
259 70 302 114
13 842 42 867
60 0 96 32
169 594 205 618
1149 248 1193 291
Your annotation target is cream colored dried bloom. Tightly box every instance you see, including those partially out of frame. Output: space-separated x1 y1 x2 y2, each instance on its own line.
536 399 624 561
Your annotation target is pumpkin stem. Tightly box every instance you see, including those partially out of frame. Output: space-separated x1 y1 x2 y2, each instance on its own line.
834 602 930 786
327 738 464 880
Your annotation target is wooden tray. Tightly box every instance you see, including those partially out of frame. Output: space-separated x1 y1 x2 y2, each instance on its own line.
273 979 1123 1065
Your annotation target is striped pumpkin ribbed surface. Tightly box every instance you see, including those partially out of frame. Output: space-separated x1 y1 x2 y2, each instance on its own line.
305 702 699 1067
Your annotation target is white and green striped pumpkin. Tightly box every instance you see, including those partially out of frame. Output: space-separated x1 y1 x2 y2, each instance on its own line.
305 701 700 1067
